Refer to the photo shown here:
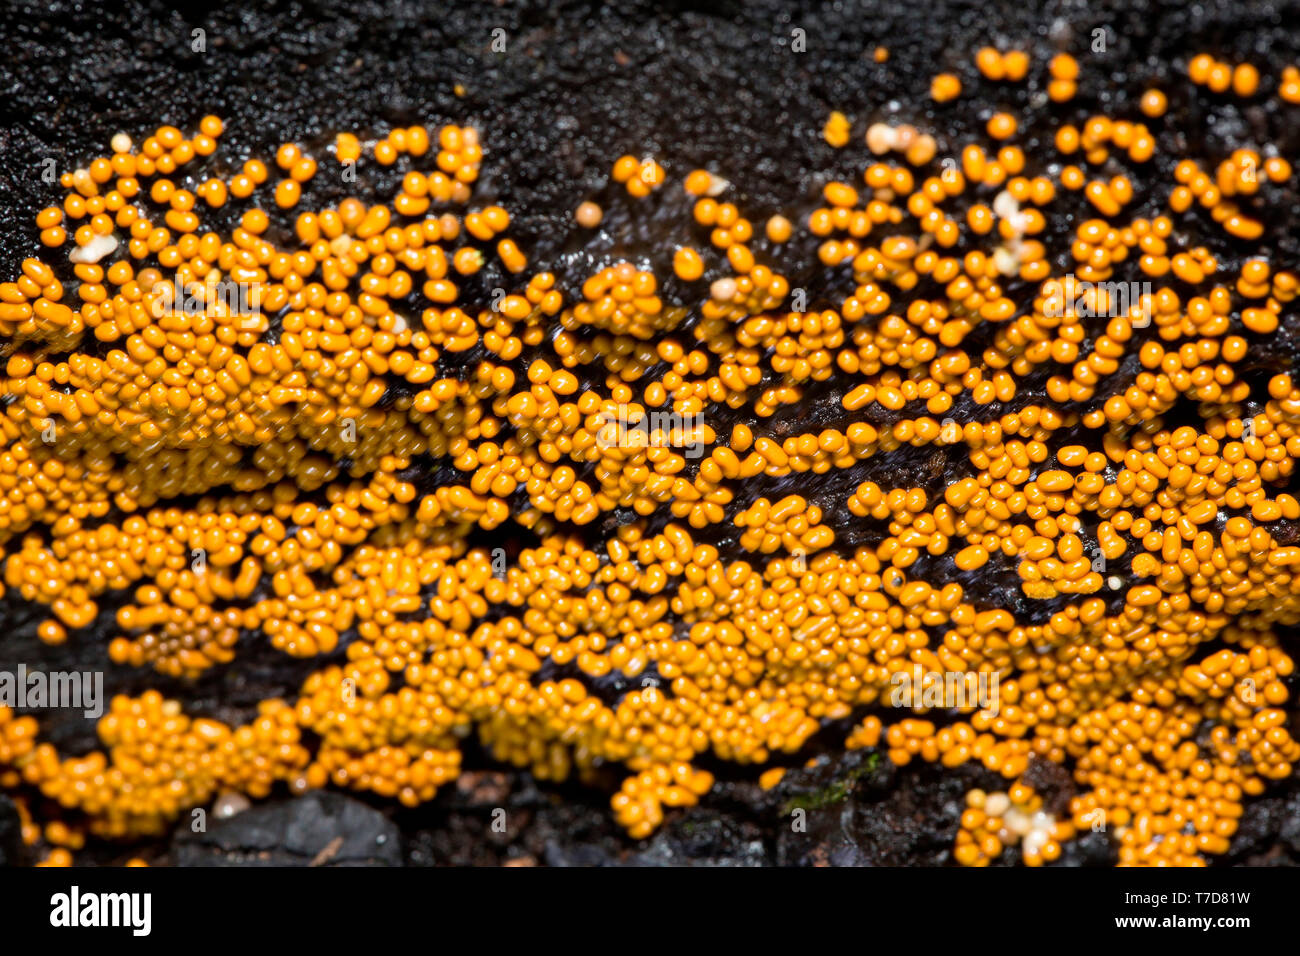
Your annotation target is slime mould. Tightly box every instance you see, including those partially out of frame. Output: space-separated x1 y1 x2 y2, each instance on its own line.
1 43 1300 868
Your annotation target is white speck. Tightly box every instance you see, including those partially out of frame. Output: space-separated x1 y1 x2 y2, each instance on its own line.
992 190 1019 220
993 247 1019 276
866 123 896 155
70 167 94 196
213 792 251 819
705 174 730 197
1023 829 1048 854
1005 807 1032 836
70 233 118 264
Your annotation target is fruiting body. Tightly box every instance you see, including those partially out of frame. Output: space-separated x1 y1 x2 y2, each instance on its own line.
1 45 1298 869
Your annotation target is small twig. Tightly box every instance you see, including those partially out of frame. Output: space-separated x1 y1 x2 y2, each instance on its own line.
309 836 344 867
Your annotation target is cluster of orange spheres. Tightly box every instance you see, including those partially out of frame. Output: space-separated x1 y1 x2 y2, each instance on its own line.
1 41 1300 869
